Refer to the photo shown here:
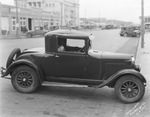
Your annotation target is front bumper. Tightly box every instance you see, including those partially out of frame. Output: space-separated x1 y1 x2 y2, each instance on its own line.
1 67 6 77
0 67 8 78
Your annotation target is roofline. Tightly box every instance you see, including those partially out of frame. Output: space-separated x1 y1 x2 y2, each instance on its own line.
45 29 89 39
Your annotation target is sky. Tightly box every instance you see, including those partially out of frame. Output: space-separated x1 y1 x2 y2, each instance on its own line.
79 0 150 23
0 0 150 23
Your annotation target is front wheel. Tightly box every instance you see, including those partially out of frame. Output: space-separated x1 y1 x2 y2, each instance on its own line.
11 66 39 93
27 33 32 38
115 75 145 103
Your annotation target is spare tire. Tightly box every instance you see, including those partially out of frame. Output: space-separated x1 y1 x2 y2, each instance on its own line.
6 48 21 68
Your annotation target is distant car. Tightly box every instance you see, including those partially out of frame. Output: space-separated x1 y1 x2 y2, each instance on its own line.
1 29 146 103
120 26 141 37
101 25 114 30
26 26 49 38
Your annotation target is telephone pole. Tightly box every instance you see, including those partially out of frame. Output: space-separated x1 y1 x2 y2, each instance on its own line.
141 0 145 48
16 0 20 38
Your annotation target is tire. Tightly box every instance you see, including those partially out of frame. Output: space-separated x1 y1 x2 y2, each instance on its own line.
6 48 21 68
27 33 32 38
136 34 140 38
43 32 47 36
124 33 128 37
115 75 145 103
11 66 39 93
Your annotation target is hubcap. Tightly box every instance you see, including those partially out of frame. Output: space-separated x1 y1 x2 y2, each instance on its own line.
120 81 139 98
17 71 33 88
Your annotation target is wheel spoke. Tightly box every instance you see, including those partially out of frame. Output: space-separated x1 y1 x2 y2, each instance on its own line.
17 71 33 88
120 80 140 99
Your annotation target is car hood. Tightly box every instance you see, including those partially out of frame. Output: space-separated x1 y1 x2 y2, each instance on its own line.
133 30 140 33
23 47 45 53
88 49 132 60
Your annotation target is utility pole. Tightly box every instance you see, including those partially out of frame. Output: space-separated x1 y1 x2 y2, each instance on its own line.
141 0 145 48
85 9 86 24
60 2 63 29
16 0 20 38
99 12 100 28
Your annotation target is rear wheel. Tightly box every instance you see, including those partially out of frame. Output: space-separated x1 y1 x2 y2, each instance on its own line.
115 75 145 103
124 33 128 37
27 33 32 38
11 66 39 93
136 33 140 38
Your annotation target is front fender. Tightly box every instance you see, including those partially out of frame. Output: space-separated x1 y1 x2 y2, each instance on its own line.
2 59 44 83
95 69 146 88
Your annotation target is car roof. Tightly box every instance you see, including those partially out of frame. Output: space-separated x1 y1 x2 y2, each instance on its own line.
46 29 89 39
121 26 140 28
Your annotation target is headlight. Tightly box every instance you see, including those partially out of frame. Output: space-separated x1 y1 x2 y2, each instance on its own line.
131 56 135 64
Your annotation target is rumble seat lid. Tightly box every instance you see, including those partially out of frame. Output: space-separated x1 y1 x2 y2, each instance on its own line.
88 49 132 59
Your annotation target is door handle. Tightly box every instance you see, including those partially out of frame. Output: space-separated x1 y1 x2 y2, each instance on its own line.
55 55 59 58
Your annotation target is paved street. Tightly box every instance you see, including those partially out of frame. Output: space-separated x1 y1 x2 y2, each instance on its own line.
0 29 149 117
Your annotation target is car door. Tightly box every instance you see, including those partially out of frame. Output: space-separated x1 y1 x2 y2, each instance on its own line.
54 52 87 78
54 38 87 79
35 27 43 35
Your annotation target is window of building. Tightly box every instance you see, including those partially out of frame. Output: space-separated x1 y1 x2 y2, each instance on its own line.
35 20 39 26
38 2 41 7
52 3 55 7
28 2 32 6
12 17 16 31
148 18 150 22
44 21 49 30
20 17 26 26
33 2 36 7
39 20 42 26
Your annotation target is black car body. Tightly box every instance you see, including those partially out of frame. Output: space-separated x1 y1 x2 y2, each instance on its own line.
26 26 48 38
120 26 141 37
1 29 146 103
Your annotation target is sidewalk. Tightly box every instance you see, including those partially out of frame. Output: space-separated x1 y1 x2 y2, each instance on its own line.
135 32 150 117
0 34 27 40
136 32 150 77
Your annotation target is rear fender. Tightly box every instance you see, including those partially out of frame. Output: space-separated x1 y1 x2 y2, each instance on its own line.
95 69 146 88
2 59 44 83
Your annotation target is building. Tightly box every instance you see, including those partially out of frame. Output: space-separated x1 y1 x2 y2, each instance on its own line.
0 0 79 36
144 16 150 30
0 2 1 35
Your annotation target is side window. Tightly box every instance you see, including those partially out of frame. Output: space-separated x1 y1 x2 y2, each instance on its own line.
67 39 84 48
57 38 85 53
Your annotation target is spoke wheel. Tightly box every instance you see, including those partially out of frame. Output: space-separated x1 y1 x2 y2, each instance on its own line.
120 81 139 99
115 75 145 103
17 71 33 88
12 66 39 93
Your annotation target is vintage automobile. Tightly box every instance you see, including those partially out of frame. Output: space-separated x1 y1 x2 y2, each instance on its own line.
26 26 48 38
120 26 141 38
1 29 146 103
